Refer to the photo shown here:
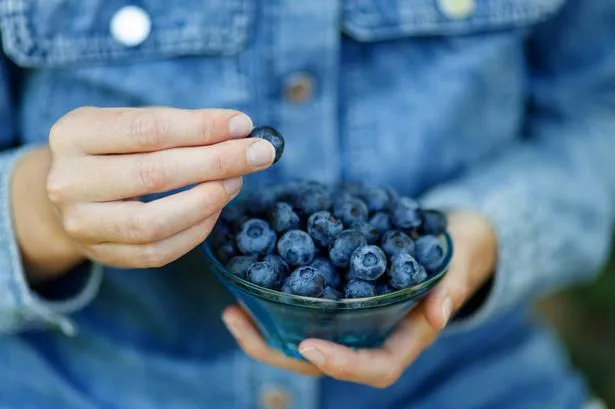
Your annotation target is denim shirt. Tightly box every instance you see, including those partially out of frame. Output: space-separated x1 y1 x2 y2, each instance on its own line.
1 0 614 408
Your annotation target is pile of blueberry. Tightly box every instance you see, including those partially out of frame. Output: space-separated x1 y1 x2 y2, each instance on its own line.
211 180 448 300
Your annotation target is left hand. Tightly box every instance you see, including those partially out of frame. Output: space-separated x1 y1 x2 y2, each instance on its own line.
221 209 498 386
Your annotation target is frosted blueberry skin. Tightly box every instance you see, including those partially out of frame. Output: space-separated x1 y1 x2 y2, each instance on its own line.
249 125 285 163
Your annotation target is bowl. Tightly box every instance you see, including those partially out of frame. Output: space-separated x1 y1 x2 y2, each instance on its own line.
201 232 453 359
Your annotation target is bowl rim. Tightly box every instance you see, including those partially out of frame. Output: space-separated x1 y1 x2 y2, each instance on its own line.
202 231 454 310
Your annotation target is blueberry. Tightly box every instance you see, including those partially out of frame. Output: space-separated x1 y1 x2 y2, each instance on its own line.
307 211 344 247
376 282 395 295
246 261 284 290
226 255 257 279
245 188 279 217
277 230 316 266
381 230 415 259
292 186 331 216
309 257 341 289
418 209 448 236
390 197 422 231
349 220 380 244
212 223 237 262
338 181 366 197
415 235 446 272
286 266 326 297
249 126 285 163
333 197 369 225
236 219 277 255
328 229 368 268
331 191 355 208
261 254 289 277
322 286 342 300
220 204 248 231
281 278 292 294
359 186 390 212
369 212 392 234
344 279 377 299
388 253 428 290
269 202 300 234
383 186 399 203
349 245 387 281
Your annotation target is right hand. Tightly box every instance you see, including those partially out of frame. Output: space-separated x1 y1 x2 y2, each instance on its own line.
43 106 273 270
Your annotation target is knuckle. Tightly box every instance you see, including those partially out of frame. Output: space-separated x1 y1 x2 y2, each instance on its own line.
136 156 168 192
46 171 70 204
198 114 215 142
129 112 166 150
126 212 162 243
61 208 85 238
209 150 225 176
376 369 401 389
139 244 167 268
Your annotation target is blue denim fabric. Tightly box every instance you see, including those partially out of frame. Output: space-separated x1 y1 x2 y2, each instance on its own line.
0 0 614 407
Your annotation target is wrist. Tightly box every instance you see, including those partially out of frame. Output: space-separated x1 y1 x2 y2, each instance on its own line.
11 146 85 284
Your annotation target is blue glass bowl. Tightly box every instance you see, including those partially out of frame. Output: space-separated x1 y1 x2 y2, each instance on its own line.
202 232 453 359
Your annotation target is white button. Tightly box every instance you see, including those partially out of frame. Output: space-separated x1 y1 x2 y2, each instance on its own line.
110 6 152 47
437 0 475 19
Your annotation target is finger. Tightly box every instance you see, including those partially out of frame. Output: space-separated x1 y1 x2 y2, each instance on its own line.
85 211 221 268
50 138 274 202
221 306 323 377
62 178 242 244
50 106 253 155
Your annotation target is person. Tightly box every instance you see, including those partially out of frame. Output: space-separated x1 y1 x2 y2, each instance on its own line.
0 0 613 407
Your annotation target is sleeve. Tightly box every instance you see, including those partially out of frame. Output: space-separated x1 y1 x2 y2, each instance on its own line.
0 51 103 337
419 0 615 333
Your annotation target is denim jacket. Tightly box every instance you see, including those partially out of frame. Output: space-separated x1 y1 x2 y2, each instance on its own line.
0 0 614 408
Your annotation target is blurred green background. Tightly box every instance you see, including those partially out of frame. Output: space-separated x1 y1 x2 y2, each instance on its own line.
539 235 615 407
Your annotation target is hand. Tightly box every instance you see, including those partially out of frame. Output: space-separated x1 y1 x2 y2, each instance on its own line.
13 106 275 283
222 210 498 386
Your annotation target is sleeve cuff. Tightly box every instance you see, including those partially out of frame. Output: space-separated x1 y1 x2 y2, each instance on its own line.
0 146 102 336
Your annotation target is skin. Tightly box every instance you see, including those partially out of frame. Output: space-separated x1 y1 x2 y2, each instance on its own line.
11 106 275 284
222 210 498 386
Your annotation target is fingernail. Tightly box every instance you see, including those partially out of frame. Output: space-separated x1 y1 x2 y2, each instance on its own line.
441 297 453 328
223 177 242 195
300 346 326 366
222 315 242 339
228 114 253 138
247 140 275 168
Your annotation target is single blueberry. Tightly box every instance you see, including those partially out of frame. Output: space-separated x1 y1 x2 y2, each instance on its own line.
333 197 369 225
418 209 448 236
322 286 342 300
383 186 399 203
369 212 392 234
281 278 292 294
349 220 380 244
249 126 285 163
286 266 326 297
277 230 316 266
338 181 366 197
330 191 355 208
415 235 446 272
212 223 237 262
309 257 341 289
269 202 300 234
390 197 422 231
226 255 258 279
344 279 377 299
388 253 428 290
328 229 368 268
220 204 248 231
381 230 415 259
359 186 390 212
349 245 387 281
261 254 289 277
376 282 395 295
245 188 280 217
236 219 277 255
246 261 284 290
307 211 344 247
292 186 332 216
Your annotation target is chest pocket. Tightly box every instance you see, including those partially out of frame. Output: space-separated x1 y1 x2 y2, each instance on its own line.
0 0 253 67
342 0 566 40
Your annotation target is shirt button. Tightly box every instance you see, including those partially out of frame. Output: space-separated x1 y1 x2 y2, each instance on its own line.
110 5 152 47
437 0 475 19
258 385 291 409
284 72 315 104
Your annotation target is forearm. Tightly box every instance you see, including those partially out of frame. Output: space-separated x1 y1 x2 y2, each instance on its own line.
11 145 85 284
